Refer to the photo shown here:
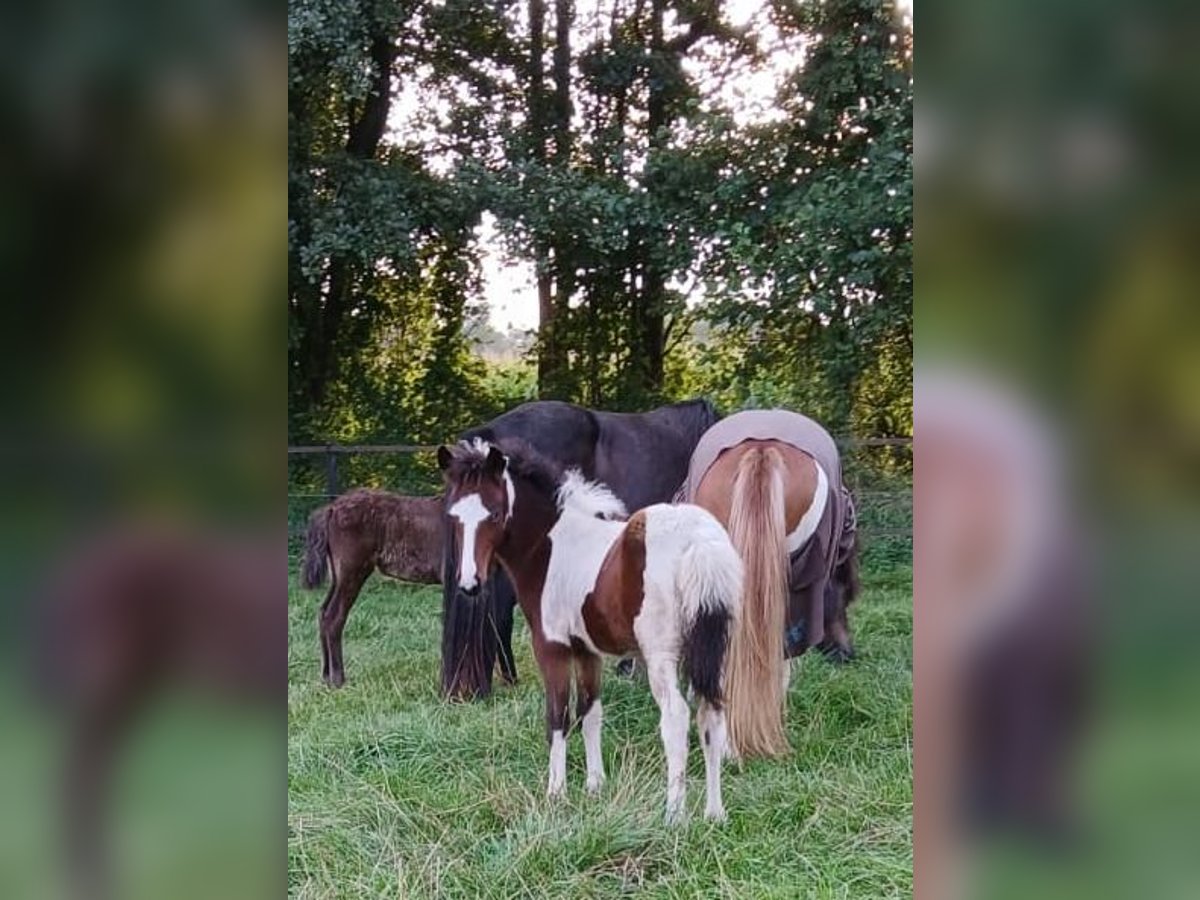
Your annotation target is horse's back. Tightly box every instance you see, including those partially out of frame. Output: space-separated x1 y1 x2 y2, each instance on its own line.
693 440 823 539
463 401 599 472
640 502 734 579
592 401 715 509
686 409 838 490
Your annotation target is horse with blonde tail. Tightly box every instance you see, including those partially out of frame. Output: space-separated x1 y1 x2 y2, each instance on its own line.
681 410 859 760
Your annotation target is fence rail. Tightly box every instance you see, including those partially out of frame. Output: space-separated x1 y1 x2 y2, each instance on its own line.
287 437 911 456
288 438 911 541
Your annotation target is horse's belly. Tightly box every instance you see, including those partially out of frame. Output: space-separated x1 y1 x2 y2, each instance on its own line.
579 600 638 656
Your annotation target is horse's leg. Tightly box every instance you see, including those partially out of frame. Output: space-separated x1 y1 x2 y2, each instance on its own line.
817 577 855 663
493 573 518 685
696 700 729 822
317 571 338 684
321 563 370 688
574 649 605 794
646 654 690 823
65 708 122 900
822 610 855 663
533 635 572 799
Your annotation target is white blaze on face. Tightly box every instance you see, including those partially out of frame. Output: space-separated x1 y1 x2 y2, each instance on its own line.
448 492 489 590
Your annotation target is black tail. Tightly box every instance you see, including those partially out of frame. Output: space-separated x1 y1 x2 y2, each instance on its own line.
684 605 733 708
301 506 331 589
439 515 498 700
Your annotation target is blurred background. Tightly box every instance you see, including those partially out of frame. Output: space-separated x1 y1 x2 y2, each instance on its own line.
917 0 1200 898
0 1 279 899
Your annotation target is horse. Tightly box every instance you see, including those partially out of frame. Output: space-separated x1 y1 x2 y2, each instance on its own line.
32 527 282 900
438 439 742 823
677 409 861 759
441 398 719 699
302 488 518 688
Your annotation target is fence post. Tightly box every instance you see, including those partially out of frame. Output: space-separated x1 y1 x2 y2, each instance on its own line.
325 444 339 497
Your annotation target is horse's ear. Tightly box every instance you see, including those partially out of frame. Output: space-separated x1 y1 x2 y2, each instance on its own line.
485 446 506 477
436 445 453 472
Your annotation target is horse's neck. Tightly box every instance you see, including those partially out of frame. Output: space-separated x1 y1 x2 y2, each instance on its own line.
495 484 555 612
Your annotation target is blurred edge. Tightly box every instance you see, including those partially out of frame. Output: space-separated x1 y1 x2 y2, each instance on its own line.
0 1 281 899
918 1 1199 898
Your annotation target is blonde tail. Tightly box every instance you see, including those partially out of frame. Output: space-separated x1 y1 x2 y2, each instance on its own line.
725 447 790 758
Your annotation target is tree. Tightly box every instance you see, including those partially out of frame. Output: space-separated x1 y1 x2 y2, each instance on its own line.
287 0 913 440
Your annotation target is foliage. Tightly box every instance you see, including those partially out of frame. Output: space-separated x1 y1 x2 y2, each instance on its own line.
288 0 912 443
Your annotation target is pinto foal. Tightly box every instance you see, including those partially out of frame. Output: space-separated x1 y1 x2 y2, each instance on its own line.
438 440 742 822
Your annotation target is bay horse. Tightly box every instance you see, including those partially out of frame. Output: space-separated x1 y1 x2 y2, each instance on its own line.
442 398 719 699
679 409 860 759
302 488 517 688
438 439 742 823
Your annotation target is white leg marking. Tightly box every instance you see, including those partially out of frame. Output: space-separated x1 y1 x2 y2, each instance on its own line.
780 656 793 695
582 700 605 794
646 657 689 824
697 703 728 822
448 493 489 590
547 729 567 799
787 462 829 553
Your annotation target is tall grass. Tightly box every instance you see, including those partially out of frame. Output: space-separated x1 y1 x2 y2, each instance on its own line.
288 558 912 898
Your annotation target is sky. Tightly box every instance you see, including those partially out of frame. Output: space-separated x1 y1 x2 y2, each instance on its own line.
477 212 539 332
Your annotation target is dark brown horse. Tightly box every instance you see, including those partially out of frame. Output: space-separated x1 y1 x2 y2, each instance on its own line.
302 488 517 688
442 398 719 699
439 439 741 822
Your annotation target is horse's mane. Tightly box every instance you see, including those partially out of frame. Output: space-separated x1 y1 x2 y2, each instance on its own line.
556 470 627 520
445 437 563 500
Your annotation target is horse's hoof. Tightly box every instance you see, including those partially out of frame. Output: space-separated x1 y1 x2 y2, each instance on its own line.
704 806 728 823
586 774 605 795
819 642 855 665
324 672 345 688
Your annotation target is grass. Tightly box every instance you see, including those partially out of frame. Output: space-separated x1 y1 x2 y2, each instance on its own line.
288 555 912 899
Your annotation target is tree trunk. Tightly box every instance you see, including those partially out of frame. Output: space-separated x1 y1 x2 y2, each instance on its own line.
528 0 560 398
290 29 394 426
548 0 574 396
636 0 668 398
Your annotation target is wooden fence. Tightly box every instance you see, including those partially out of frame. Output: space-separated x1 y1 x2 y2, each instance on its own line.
288 438 910 496
287 438 911 540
